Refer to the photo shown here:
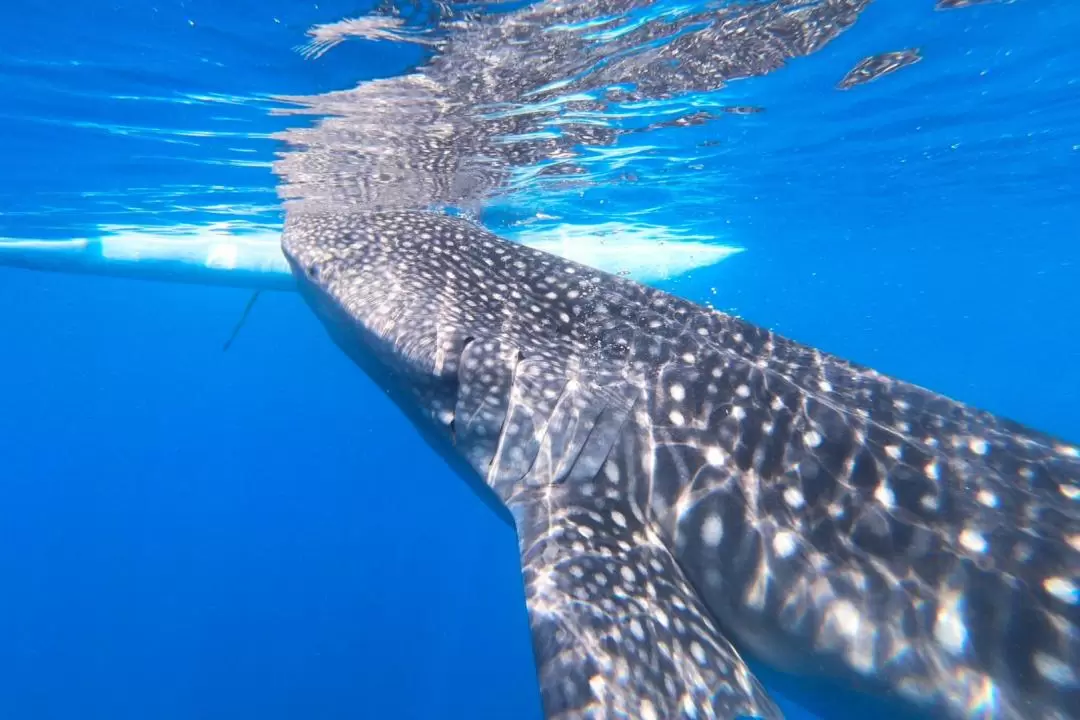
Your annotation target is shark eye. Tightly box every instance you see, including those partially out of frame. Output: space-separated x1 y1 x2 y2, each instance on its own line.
306 262 321 280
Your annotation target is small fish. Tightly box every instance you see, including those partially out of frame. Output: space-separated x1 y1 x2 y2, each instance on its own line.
936 0 1013 10
837 49 923 90
644 110 719 131
719 105 766 115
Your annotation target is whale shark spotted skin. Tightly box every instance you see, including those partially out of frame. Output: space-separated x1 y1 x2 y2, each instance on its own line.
283 209 1080 720
270 0 1079 717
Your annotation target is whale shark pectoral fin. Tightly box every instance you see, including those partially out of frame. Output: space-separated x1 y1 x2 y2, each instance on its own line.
510 487 784 720
452 346 782 718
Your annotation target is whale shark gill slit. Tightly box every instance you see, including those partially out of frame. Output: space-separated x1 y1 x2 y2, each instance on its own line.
282 209 1079 720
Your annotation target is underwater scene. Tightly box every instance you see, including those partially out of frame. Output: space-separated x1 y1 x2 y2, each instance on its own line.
0 0 1077 718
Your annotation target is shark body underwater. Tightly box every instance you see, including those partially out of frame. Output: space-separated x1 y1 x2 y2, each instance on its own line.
282 208 1080 720
265 6 1078 716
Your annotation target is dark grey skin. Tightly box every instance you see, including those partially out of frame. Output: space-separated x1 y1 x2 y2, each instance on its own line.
282 209 1079 720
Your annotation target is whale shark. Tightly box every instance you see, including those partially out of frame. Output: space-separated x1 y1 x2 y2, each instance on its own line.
282 207 1079 720
270 0 1078 716
4 0 1072 716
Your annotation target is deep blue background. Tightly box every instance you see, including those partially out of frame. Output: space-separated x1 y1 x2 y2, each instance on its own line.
0 270 539 719
1 0 1078 719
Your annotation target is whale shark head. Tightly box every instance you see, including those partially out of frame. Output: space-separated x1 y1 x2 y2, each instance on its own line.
283 208 786 719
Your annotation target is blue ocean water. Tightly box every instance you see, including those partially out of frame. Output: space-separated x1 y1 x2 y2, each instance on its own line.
0 1 1077 719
